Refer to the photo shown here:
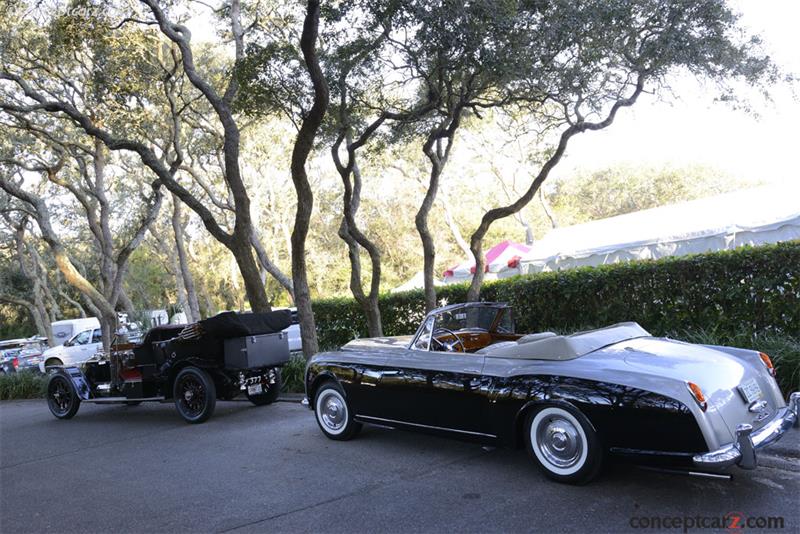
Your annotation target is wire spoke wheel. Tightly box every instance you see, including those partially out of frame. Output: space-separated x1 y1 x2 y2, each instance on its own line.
178 375 206 417
173 367 216 424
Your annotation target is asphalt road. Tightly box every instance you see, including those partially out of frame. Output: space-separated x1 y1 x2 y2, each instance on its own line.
1 399 798 534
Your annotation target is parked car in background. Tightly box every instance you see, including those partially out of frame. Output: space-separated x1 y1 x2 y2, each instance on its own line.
1 338 47 374
274 307 301 352
50 317 100 347
39 328 103 372
305 301 799 484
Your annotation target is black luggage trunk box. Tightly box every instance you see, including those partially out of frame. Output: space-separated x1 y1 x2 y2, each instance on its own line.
223 332 290 369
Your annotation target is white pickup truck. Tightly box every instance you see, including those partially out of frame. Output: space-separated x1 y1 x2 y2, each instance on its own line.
39 327 103 371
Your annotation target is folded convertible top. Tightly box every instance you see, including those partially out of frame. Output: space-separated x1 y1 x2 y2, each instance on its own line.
199 310 292 339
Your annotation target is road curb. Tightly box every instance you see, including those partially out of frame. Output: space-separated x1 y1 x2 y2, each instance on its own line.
277 392 305 403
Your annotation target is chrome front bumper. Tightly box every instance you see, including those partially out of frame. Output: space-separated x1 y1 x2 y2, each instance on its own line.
693 392 799 469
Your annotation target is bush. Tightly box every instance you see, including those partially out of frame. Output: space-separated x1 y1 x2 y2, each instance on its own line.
281 353 306 393
0 372 47 400
673 329 800 394
314 242 800 347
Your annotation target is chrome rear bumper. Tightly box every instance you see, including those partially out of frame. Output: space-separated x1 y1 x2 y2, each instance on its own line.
693 392 799 469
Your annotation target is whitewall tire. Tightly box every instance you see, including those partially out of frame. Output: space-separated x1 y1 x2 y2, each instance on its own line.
524 404 602 484
314 381 361 441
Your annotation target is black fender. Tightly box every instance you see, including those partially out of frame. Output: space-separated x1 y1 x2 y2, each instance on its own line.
496 374 705 453
51 367 91 400
306 367 341 408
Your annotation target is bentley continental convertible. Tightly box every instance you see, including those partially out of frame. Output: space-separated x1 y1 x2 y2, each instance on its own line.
304 302 799 484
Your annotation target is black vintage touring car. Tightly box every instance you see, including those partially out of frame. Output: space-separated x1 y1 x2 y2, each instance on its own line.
46 310 292 423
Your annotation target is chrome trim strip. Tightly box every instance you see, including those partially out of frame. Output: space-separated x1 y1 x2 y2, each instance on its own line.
355 414 497 438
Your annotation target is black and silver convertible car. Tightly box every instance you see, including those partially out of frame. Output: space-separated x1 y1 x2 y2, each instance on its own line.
304 302 799 484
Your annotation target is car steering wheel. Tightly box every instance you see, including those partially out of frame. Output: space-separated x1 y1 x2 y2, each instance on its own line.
432 327 466 353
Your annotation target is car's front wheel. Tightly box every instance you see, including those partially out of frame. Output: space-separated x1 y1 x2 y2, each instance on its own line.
173 367 216 424
524 404 602 484
314 381 361 440
47 374 80 419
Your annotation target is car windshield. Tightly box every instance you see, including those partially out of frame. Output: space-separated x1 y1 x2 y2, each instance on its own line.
69 330 92 346
432 305 513 333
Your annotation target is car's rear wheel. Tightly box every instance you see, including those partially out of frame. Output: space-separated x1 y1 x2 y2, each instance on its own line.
47 374 80 419
524 404 602 484
314 381 361 440
173 367 216 424
246 369 282 406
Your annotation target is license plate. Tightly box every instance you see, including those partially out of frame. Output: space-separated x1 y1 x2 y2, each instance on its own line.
738 378 762 403
247 384 263 396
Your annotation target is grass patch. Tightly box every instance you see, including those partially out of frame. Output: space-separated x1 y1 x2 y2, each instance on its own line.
0 372 47 400
281 353 307 394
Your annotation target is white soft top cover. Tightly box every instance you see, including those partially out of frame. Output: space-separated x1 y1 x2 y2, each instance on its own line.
484 322 650 360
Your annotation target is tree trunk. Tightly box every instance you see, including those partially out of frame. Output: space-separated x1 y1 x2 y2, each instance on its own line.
99 311 117 355
230 234 271 312
439 196 472 259
290 0 328 358
539 188 558 229
31 289 54 344
338 219 383 338
171 198 201 321
334 133 383 338
415 208 437 313
417 137 450 313
171 250 190 321
251 231 294 301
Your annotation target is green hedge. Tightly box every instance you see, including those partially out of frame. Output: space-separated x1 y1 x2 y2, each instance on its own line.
313 241 800 349
0 372 47 400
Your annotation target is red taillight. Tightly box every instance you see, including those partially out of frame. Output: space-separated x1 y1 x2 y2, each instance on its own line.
12 357 19 369
687 381 707 412
758 352 776 377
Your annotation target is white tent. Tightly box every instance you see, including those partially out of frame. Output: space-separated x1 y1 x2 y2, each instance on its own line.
391 271 445 293
442 240 533 285
520 183 800 273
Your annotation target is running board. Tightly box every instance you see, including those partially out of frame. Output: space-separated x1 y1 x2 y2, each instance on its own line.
83 397 166 404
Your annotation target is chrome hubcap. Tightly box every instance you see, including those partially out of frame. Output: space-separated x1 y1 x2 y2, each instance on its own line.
536 416 582 468
320 392 346 431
